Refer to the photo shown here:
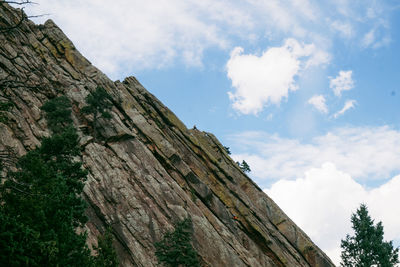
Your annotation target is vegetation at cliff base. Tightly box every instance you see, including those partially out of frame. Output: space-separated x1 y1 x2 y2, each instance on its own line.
0 96 118 266
93 227 119 267
340 204 399 267
155 217 200 267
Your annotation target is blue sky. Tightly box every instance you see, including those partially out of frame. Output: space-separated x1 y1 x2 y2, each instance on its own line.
25 0 400 264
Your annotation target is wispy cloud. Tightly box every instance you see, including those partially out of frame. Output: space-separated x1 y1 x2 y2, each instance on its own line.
25 0 250 77
308 95 328 113
330 20 353 38
229 126 400 183
362 29 376 47
24 0 395 78
333 99 356 118
330 70 355 97
362 30 391 49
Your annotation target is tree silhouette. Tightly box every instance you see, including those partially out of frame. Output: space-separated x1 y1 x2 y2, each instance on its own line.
236 160 251 173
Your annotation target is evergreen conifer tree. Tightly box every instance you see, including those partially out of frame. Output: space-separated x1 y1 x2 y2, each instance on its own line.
94 227 119 267
40 95 73 134
155 217 200 267
82 87 113 139
0 96 119 266
341 204 399 267
239 160 251 173
223 146 231 155
0 96 91 266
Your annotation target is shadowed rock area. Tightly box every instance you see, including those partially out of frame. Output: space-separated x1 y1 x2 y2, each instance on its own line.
0 3 334 266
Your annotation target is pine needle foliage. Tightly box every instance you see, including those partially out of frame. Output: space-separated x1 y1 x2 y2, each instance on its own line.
40 95 73 134
155 217 200 267
81 87 113 139
341 204 399 267
93 227 119 267
0 96 119 266
0 97 90 266
236 160 251 173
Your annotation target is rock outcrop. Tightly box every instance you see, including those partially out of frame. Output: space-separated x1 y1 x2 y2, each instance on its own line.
0 3 334 266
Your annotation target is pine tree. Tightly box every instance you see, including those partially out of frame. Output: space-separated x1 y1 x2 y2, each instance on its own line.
81 87 113 139
239 160 251 172
94 227 119 267
0 96 119 266
0 96 91 266
40 95 73 134
155 217 200 267
341 204 399 267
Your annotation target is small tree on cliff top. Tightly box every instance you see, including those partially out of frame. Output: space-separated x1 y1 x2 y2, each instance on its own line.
341 204 399 267
236 160 251 173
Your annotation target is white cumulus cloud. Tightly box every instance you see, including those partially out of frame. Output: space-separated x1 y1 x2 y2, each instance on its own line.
226 39 328 115
308 95 328 113
330 70 355 97
265 162 400 265
333 99 356 118
231 126 400 264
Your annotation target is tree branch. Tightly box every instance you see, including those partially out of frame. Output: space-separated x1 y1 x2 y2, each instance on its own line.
2 1 36 5
0 1 45 34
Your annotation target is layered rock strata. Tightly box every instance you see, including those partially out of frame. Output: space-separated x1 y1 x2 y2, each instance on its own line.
0 3 334 266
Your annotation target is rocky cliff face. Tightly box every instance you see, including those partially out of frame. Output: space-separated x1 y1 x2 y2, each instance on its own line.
0 3 334 266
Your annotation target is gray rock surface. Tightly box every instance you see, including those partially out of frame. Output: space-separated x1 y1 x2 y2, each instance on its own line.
0 3 334 266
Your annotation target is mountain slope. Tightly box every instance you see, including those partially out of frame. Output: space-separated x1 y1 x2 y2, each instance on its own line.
0 3 334 266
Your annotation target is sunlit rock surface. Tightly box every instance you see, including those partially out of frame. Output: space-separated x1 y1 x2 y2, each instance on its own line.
0 3 334 266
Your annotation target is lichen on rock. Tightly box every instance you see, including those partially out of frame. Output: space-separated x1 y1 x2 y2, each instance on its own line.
0 3 334 266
